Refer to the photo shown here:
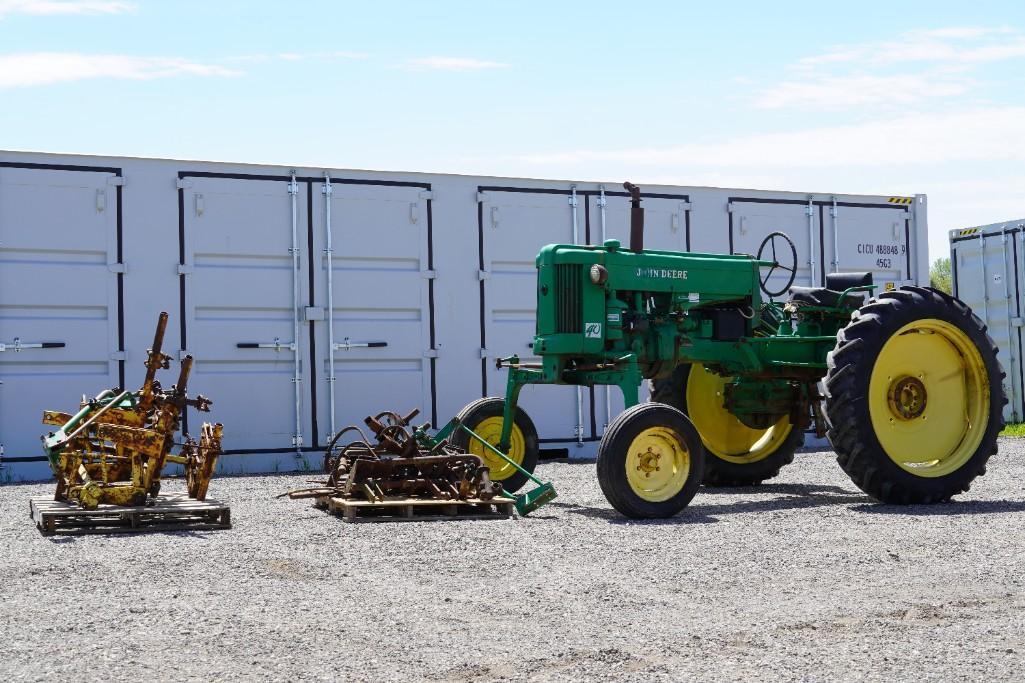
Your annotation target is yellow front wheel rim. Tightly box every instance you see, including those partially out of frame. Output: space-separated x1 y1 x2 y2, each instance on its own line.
685 364 792 463
868 318 989 478
624 426 690 502
467 417 525 481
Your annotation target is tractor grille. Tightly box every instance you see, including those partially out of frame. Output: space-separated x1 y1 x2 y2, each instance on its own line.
554 264 583 333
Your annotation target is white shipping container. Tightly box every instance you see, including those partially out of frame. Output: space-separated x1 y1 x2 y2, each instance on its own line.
0 150 929 481
949 219 1025 424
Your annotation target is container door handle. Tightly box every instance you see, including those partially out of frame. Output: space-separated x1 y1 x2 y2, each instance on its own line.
0 338 65 352
236 338 297 352
331 338 388 351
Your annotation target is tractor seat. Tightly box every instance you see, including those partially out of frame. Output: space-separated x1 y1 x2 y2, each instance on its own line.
789 272 873 307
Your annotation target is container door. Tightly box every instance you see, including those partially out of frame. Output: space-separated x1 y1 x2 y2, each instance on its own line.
179 176 313 453
0 166 122 480
478 189 583 444
824 203 912 289
590 191 691 432
951 232 1022 422
729 200 818 291
311 180 434 444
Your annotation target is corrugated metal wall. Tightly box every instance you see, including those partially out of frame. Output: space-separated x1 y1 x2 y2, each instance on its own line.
0 152 930 480
950 219 1025 424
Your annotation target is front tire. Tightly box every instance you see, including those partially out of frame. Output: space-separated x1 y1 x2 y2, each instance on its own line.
651 363 802 486
596 403 705 518
450 397 539 494
824 286 1005 503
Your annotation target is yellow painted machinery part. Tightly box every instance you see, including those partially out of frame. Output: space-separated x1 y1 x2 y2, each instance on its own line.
466 416 525 481
868 318 989 477
624 426 690 502
685 364 792 463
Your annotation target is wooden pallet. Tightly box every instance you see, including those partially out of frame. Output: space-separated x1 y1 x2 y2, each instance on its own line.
29 493 231 536
314 494 516 523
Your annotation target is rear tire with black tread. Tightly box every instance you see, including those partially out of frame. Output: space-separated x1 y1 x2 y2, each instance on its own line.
824 285 1005 504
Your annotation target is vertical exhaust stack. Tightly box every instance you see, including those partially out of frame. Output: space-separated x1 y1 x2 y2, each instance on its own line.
624 181 644 252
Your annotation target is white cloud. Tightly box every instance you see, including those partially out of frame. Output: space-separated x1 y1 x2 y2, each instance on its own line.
404 56 508 71
762 26 1025 110
0 52 239 88
796 26 1025 69
0 0 133 16
755 73 973 109
515 107 1025 169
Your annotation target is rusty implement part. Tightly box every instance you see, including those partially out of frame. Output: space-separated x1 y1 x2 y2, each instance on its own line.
185 422 223 500
41 312 225 510
292 408 505 508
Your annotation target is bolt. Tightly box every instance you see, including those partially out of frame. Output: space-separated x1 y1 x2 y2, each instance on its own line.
655 466 661 471
645 472 650 477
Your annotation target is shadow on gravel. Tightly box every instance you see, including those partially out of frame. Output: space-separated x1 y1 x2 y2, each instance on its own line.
548 501 717 525
699 483 857 497
850 499 1025 516
552 482 871 524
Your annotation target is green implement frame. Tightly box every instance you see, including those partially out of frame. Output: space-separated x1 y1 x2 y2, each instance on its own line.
418 418 557 515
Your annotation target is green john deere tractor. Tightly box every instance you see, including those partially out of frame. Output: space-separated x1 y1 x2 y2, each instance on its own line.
453 183 1005 518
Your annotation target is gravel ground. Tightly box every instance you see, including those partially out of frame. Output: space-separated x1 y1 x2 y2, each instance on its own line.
3 441 1025 682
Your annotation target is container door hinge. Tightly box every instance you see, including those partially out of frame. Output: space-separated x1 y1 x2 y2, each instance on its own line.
477 270 490 281
419 190 434 201
107 176 125 187
176 178 193 190
107 263 127 274
177 264 193 275
420 270 437 280
1012 318 1024 328
476 191 487 203
423 349 439 359
109 351 126 361
479 348 489 359
303 307 325 322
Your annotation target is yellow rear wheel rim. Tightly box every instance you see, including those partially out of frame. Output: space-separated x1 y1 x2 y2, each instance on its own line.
685 364 792 464
467 416 525 481
868 318 989 478
624 426 690 502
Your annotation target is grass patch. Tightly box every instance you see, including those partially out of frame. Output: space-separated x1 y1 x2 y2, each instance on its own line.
1000 423 1025 437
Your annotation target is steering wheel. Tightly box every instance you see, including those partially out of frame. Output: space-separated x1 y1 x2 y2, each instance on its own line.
756 231 798 298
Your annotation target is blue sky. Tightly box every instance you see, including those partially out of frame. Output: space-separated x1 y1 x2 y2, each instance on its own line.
2 1 1025 260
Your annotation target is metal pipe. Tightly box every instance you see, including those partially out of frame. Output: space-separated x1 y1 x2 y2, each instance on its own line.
289 172 303 454
599 186 611 434
807 198 817 286
323 173 336 439
831 196 839 273
980 232 988 324
570 185 583 447
1002 228 1018 421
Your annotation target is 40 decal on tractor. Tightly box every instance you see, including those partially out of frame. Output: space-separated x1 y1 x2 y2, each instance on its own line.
455 183 1005 518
